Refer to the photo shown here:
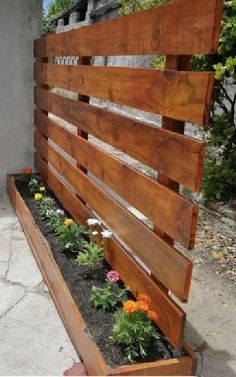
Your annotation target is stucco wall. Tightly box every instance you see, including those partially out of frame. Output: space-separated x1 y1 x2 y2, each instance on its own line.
0 0 42 189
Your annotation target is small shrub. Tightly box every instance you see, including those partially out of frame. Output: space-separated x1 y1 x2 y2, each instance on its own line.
76 242 103 268
111 294 159 362
90 270 127 310
28 177 42 194
56 218 86 252
37 197 56 218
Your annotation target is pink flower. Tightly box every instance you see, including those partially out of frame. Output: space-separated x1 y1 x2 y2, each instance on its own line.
107 270 119 283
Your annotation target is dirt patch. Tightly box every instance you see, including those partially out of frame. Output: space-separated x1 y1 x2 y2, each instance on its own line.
178 207 236 292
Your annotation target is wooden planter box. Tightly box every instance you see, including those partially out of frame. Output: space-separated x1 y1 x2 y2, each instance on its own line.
7 174 196 376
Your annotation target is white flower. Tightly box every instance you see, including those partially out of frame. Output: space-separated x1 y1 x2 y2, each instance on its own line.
46 209 55 217
101 229 112 238
92 231 98 235
56 209 64 216
65 243 71 249
29 178 38 185
87 218 101 226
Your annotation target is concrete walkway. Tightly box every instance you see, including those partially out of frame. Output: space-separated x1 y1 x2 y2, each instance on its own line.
0 191 79 376
0 189 235 376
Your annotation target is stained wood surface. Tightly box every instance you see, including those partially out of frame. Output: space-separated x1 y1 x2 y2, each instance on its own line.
35 63 214 125
110 355 194 376
32 160 186 348
34 0 223 57
35 88 206 192
35 134 192 301
7 175 195 374
35 110 197 249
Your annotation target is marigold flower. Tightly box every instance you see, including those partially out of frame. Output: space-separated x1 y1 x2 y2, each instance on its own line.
123 300 137 314
107 270 120 283
64 218 74 226
22 167 32 175
39 186 46 192
137 294 151 306
136 300 149 312
147 310 159 321
34 193 43 201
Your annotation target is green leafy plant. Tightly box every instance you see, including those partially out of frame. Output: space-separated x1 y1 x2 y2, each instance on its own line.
119 0 169 16
191 1 236 201
47 208 65 232
76 242 103 268
28 177 42 194
43 0 73 34
90 284 127 311
111 295 159 362
37 197 56 219
56 218 86 252
90 270 127 310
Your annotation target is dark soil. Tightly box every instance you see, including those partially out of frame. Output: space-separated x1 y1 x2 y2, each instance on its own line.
16 176 176 368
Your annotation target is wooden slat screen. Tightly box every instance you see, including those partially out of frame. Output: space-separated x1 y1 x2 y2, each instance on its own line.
34 0 223 57
34 0 223 349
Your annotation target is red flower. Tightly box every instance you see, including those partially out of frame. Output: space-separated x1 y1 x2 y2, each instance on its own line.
22 167 32 176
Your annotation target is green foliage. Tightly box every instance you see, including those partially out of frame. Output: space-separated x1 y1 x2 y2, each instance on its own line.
37 197 56 219
28 177 42 195
76 242 104 268
47 209 65 232
56 220 86 252
90 283 127 311
202 113 236 200
119 0 169 15
199 0 236 200
111 310 159 362
42 0 73 34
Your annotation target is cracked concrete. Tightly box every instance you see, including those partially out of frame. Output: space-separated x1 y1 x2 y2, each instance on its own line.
0 191 79 375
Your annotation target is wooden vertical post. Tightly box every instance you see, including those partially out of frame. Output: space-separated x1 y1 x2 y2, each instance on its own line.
35 57 50 177
76 56 91 203
153 56 191 294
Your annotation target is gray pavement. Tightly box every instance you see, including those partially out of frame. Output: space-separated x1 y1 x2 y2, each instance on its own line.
0 191 79 376
0 189 235 376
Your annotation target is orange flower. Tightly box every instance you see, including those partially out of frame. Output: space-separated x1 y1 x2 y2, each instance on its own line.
137 294 151 306
123 300 137 314
147 310 159 321
136 300 149 312
22 167 32 176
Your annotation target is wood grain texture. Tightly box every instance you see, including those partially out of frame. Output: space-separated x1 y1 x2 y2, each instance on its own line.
35 134 193 301
35 88 206 192
7 174 195 374
110 355 194 376
34 63 214 125
31 161 186 348
34 0 223 57
35 110 197 249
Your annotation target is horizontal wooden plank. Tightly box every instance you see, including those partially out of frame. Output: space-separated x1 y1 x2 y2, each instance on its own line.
35 63 214 125
34 0 223 57
35 134 193 301
33 162 186 348
110 355 194 376
35 110 198 249
34 88 206 192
